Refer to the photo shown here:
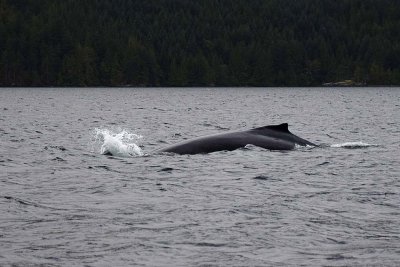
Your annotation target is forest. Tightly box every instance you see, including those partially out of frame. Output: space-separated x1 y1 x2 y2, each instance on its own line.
0 0 399 86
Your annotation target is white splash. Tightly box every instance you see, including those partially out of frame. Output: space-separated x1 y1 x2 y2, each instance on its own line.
330 141 378 149
93 128 144 157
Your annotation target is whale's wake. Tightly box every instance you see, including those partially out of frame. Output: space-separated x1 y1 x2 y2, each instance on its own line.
330 141 378 149
93 128 143 157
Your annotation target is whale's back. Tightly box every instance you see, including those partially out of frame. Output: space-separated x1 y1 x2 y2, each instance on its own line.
157 123 315 155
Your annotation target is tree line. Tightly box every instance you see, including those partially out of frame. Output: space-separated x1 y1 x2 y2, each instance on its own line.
0 0 399 86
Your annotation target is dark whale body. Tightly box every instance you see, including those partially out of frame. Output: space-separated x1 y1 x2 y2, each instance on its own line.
158 123 316 155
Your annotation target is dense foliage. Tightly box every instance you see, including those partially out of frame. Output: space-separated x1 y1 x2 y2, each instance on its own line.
1 0 399 86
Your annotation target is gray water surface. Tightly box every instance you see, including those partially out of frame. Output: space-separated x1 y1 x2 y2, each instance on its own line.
1 87 399 266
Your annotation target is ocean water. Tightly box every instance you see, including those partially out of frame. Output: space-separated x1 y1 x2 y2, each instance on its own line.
1 87 399 266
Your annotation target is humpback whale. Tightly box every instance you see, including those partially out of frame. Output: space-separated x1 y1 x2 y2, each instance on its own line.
157 123 316 155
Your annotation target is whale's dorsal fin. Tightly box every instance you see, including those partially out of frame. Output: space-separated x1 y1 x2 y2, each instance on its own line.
252 123 290 133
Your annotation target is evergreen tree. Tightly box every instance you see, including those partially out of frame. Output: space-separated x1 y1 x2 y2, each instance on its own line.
0 0 399 86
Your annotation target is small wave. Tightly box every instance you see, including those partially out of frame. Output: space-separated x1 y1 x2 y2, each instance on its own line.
93 128 144 157
3 196 69 211
253 175 270 180
330 141 378 149
44 145 67 151
158 167 174 172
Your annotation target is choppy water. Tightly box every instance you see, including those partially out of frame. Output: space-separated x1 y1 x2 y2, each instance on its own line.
1 87 399 266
